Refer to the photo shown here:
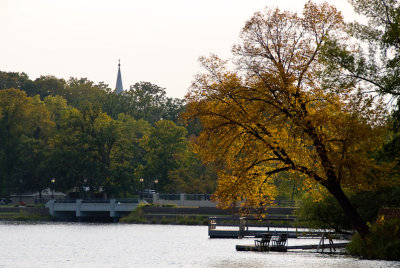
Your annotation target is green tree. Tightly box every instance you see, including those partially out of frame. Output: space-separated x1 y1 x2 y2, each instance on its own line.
143 120 189 192
0 72 31 91
64 78 108 109
45 104 90 193
320 0 400 97
298 186 400 234
30 75 66 98
100 88 130 120
168 151 217 193
109 114 152 197
297 194 352 233
125 82 185 124
0 90 54 196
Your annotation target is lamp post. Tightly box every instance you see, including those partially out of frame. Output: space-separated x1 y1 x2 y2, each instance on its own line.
83 178 87 199
19 179 23 204
154 179 158 193
51 178 55 199
140 178 144 200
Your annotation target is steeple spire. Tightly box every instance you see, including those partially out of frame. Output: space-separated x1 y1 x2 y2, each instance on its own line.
115 59 124 94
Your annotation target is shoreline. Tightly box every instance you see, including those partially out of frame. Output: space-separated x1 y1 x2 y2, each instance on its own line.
0 205 297 227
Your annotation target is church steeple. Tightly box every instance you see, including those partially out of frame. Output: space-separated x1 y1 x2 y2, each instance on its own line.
115 59 124 94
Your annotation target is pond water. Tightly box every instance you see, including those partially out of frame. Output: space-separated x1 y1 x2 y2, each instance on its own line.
0 222 399 268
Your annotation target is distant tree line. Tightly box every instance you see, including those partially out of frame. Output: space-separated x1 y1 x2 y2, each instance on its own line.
0 72 217 198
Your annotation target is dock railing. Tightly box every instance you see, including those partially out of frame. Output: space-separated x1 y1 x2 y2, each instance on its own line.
208 216 338 239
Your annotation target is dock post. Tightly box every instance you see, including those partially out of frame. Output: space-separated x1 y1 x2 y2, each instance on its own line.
317 232 325 252
239 217 245 238
209 217 217 230
208 217 218 238
317 232 335 253
327 234 335 253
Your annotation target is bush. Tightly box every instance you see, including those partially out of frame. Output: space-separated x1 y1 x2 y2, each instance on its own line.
12 210 52 221
160 216 175 224
119 205 146 223
297 189 400 233
161 203 177 208
347 218 400 260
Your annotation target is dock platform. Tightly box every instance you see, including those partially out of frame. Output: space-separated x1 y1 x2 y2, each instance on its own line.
236 242 348 252
208 216 330 239
209 229 299 238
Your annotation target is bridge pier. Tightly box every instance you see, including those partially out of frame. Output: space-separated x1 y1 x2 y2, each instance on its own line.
76 199 82 218
110 199 116 218
47 199 55 216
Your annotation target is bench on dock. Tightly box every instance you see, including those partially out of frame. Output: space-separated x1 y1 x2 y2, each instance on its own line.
254 233 272 248
271 233 288 247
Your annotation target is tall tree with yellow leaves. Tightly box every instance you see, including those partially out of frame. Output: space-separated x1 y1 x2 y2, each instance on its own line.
184 1 395 238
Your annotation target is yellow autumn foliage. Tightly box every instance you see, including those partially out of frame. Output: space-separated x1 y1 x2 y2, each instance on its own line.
184 1 396 221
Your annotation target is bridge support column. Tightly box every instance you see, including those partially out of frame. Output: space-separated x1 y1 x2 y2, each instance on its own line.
76 199 82 218
47 199 55 216
110 199 116 218
153 193 158 204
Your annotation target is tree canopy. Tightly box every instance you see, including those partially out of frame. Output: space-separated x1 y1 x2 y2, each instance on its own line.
0 72 217 198
320 0 400 98
184 1 396 237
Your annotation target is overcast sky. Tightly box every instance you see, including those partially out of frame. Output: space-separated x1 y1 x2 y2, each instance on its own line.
1 0 359 99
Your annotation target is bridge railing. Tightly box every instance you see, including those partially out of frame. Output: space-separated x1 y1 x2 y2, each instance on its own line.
116 198 139 203
54 198 140 203
55 199 77 203
54 198 140 204
158 194 180 200
51 197 298 208
82 199 110 203
185 194 212 201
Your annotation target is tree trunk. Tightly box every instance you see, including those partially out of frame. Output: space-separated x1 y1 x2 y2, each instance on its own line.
326 182 370 238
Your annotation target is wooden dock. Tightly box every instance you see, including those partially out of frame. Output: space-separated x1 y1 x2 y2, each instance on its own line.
209 229 299 238
236 242 348 252
236 245 287 252
208 216 331 239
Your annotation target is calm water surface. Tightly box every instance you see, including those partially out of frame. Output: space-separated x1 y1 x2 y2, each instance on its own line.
0 222 399 268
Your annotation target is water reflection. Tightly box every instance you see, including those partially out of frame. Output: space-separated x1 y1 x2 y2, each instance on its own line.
0 222 398 268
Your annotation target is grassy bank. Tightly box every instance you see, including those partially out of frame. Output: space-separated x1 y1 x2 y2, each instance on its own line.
0 206 52 221
119 204 209 225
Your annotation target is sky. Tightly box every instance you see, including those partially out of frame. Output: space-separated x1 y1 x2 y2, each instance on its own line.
1 0 360 99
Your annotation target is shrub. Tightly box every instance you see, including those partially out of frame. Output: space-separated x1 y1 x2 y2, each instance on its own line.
196 215 209 225
177 216 193 225
347 218 400 260
119 205 146 223
160 216 175 224
162 203 177 208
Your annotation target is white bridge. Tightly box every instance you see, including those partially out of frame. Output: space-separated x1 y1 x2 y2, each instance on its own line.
45 199 140 221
